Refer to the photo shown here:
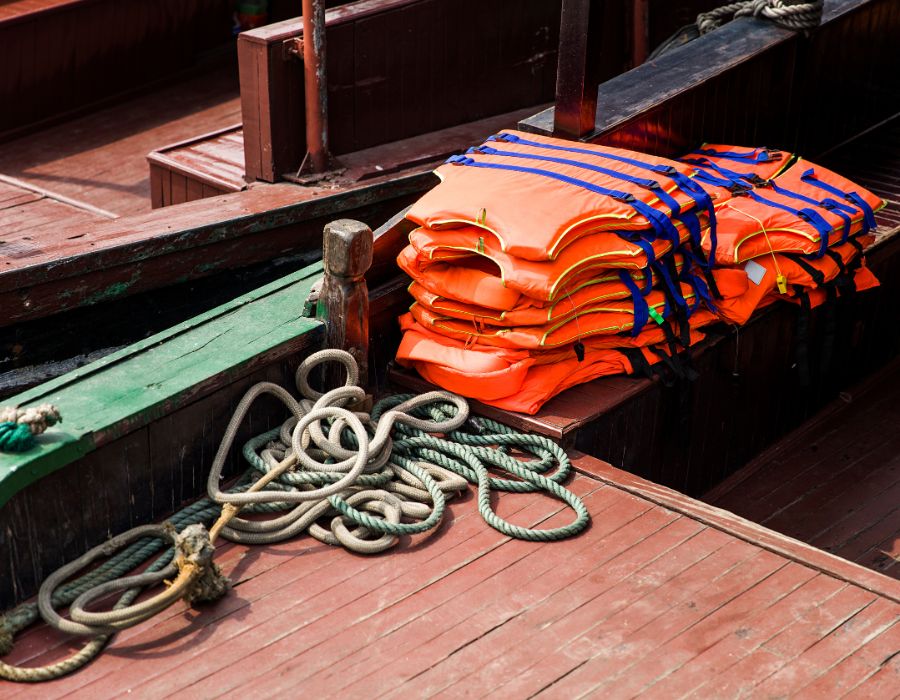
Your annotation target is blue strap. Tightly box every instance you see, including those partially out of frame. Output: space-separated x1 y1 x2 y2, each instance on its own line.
800 168 877 233
446 155 683 247
471 145 661 192
489 133 718 265
614 232 657 268
618 270 649 337
681 266 716 313
470 145 684 247
690 146 779 164
744 190 834 258
689 159 838 258
767 182 853 245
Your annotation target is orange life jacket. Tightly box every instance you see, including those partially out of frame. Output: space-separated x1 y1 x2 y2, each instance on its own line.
685 156 884 265
712 237 876 325
407 129 715 261
406 222 697 302
408 281 702 350
396 313 712 414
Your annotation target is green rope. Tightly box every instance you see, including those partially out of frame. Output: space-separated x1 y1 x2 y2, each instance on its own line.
0 422 35 453
0 388 588 680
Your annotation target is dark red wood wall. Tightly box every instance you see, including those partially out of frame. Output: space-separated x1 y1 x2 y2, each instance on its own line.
0 0 237 140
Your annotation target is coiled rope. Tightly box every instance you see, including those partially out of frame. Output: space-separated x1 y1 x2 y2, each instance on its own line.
697 0 823 35
0 349 588 682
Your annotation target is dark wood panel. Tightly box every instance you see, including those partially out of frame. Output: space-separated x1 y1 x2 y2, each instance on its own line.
521 0 900 159
240 0 562 181
0 0 237 139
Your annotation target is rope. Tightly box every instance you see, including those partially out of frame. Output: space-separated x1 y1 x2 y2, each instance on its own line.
0 349 588 682
697 0 824 35
0 404 61 452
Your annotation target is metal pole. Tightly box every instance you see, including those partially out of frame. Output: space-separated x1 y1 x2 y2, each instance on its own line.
553 0 602 139
302 0 329 172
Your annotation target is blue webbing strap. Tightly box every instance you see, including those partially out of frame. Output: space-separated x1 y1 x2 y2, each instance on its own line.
688 146 780 164
488 133 717 266
613 232 657 270
469 146 684 247
800 168 877 233
689 159 837 258
617 270 650 337
445 155 683 247
767 182 854 245
744 190 834 258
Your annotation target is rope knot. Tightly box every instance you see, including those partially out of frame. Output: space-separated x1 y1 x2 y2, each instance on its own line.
175 524 230 604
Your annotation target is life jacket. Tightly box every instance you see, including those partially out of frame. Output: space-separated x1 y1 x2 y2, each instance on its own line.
406 255 688 327
685 156 884 265
408 281 703 350
406 221 698 302
396 313 712 414
407 129 713 262
712 237 877 325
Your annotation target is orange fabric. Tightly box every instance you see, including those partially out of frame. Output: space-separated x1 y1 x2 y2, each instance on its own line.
396 314 710 414
405 255 687 327
408 129 707 261
408 283 700 350
712 240 876 325
407 224 691 301
690 159 885 265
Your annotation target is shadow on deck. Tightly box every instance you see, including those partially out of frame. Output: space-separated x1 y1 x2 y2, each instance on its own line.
705 358 900 580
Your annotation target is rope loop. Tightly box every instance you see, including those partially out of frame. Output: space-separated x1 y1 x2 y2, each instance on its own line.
1 348 589 682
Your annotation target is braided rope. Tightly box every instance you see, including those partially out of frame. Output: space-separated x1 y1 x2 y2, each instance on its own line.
0 349 588 682
697 0 823 35
0 404 61 452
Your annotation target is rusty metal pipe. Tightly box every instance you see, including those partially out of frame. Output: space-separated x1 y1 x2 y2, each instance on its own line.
302 0 329 172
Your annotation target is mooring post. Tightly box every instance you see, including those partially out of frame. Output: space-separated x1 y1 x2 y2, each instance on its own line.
316 219 373 389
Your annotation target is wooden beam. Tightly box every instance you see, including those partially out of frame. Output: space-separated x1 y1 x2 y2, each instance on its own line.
0 264 324 509
553 0 603 138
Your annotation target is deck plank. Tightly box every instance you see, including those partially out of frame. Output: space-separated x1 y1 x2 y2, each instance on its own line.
706 358 900 579
2 463 898 698
0 62 240 217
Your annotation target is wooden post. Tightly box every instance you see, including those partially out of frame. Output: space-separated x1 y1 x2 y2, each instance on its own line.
553 0 603 139
316 219 373 388
301 0 331 173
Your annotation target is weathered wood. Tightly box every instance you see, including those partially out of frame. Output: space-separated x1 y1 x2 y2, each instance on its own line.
239 0 563 181
0 0 235 140
553 0 603 138
0 174 426 328
317 219 373 387
0 262 324 509
521 0 900 157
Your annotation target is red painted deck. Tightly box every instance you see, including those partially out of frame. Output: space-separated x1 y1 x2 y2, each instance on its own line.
0 61 240 218
705 358 900 581
3 455 897 698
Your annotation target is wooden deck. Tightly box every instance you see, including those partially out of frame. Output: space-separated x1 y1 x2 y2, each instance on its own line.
705 358 900 581
2 455 897 698
0 60 240 218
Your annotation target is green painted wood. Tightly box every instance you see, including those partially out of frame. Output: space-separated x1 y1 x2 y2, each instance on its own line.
0 262 325 508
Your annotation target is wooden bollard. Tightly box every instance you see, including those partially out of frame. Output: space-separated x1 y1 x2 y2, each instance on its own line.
316 219 373 389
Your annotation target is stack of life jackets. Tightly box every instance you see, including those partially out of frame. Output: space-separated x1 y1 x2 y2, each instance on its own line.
395 131 885 415
395 130 722 414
